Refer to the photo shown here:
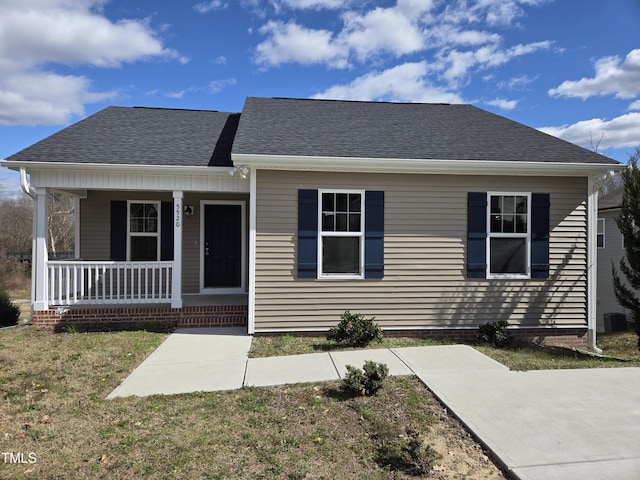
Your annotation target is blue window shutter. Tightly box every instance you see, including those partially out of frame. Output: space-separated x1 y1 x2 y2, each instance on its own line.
110 201 127 261
531 193 550 279
161 201 174 261
298 189 318 278
365 191 384 279
467 192 487 278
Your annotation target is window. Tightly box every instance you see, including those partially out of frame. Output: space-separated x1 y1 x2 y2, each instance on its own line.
597 218 605 249
128 202 160 261
487 193 531 278
318 190 364 277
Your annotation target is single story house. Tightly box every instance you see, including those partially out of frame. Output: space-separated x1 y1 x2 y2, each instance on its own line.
596 186 630 333
2 97 621 348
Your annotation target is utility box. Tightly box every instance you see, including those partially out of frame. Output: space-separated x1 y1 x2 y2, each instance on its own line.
604 313 628 333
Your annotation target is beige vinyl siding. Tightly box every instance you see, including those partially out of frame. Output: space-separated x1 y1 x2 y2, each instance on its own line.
254 170 588 332
79 191 249 295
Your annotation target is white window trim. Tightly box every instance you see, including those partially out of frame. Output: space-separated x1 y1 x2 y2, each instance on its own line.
486 192 531 280
317 189 365 279
126 200 161 261
597 218 605 249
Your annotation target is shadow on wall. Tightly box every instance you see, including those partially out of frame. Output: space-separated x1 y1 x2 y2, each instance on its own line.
436 244 583 328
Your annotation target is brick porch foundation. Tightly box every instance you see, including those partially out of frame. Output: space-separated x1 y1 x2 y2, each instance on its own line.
32 305 248 332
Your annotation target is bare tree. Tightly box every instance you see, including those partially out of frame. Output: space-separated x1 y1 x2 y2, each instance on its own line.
0 197 33 253
48 193 75 254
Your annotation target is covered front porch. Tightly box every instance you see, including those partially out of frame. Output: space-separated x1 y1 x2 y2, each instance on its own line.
25 165 253 331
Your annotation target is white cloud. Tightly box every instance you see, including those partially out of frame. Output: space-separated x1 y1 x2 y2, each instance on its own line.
485 97 518 110
339 7 425 60
312 62 463 103
0 0 182 126
539 112 640 150
255 0 551 85
270 0 347 9
438 41 551 85
629 100 640 111
209 78 237 93
549 49 640 100
0 71 116 126
194 1 227 13
255 20 348 67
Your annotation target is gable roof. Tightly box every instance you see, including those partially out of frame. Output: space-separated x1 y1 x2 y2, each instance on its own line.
6 106 240 168
232 97 619 165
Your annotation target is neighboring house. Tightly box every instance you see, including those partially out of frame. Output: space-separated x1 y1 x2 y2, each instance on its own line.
2 97 621 348
596 187 629 332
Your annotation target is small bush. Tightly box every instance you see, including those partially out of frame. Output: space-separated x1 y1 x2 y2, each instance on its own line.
376 426 442 476
0 289 21 327
342 360 389 396
478 320 512 348
326 311 383 347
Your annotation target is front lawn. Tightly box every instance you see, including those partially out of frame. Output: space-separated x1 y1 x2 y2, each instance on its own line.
0 327 504 479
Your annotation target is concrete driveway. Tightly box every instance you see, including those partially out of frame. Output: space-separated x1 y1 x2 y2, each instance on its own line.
399 347 640 480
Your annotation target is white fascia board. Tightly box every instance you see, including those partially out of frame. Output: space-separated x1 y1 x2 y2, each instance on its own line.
2 160 231 176
232 154 622 177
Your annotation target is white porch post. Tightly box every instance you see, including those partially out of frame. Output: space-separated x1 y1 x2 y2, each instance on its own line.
172 191 183 309
248 168 257 334
587 176 602 353
33 189 49 311
74 197 81 259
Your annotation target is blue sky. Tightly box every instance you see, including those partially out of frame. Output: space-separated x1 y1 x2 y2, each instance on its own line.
1 0 639 198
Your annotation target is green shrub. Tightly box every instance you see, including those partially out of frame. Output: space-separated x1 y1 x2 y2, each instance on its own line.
478 320 512 348
375 426 441 476
342 361 389 396
326 310 383 347
0 289 20 327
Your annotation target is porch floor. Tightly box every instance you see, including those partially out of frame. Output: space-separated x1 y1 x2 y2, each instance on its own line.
182 294 248 307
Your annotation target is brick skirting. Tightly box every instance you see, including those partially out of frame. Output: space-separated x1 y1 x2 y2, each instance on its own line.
32 305 248 332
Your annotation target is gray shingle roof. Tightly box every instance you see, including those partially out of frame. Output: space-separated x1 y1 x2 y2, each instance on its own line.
6 106 239 167
6 97 619 169
232 97 619 165
599 187 624 210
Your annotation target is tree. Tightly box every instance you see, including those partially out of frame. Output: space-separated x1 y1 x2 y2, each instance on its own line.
612 148 640 349
0 197 33 253
48 193 75 254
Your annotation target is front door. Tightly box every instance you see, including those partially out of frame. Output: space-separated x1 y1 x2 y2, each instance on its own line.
204 204 242 289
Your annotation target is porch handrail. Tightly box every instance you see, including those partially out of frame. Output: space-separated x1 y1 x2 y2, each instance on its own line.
47 260 173 306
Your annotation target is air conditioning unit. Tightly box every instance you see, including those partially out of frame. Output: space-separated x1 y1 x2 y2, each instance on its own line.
604 313 627 333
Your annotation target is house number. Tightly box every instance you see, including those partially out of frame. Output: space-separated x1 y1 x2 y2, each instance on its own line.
175 203 181 228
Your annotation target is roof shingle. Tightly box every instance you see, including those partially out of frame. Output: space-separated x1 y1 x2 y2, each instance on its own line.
7 106 239 167
232 97 619 165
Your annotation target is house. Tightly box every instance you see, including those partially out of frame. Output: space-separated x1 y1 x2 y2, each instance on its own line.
2 97 621 348
596 186 630 332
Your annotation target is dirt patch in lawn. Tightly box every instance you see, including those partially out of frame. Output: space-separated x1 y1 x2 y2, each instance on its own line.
0 327 505 479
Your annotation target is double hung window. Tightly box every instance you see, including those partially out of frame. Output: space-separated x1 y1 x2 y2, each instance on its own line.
128 202 160 261
319 190 364 278
487 193 531 278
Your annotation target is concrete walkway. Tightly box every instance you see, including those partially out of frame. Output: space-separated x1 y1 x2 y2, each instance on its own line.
107 328 640 480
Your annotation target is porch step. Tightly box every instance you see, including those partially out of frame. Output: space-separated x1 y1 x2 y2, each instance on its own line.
177 305 247 328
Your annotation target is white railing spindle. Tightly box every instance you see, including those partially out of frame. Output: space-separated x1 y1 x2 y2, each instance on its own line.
45 261 173 306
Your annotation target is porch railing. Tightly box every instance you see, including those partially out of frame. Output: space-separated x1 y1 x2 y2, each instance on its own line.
47 261 173 306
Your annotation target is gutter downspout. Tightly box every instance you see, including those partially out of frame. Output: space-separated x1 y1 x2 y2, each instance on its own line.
20 167 35 199
20 168 36 323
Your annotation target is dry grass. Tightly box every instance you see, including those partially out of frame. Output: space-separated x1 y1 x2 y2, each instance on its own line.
0 327 505 479
251 332 640 370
